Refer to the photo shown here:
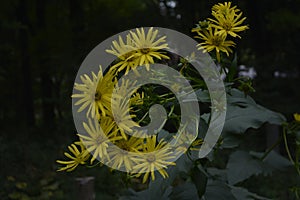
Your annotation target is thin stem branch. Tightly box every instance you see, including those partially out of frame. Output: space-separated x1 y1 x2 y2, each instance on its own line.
260 137 281 160
283 128 295 165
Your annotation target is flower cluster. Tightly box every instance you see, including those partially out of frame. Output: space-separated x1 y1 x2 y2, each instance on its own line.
192 2 248 62
57 3 249 184
57 28 175 183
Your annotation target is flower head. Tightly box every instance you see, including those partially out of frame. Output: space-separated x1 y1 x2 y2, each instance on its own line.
72 66 116 118
106 35 139 74
108 94 140 140
56 141 90 172
209 2 248 38
106 27 169 74
212 2 240 15
131 136 175 183
108 136 144 171
294 113 300 122
196 26 235 62
130 27 169 70
78 117 123 164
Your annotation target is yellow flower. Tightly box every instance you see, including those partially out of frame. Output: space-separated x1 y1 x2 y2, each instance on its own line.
108 95 140 140
106 35 139 74
108 80 142 140
212 2 240 15
132 136 175 183
108 136 144 171
172 128 198 155
294 113 300 122
106 28 169 73
130 27 169 70
189 138 204 151
196 26 235 62
78 117 123 164
56 141 90 172
72 66 116 118
209 2 248 38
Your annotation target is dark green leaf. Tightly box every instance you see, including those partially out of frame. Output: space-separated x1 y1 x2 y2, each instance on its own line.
191 165 207 197
227 151 263 185
204 180 235 200
223 89 286 135
230 186 271 200
170 182 199 200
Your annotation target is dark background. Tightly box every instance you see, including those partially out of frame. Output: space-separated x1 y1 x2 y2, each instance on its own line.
0 0 299 199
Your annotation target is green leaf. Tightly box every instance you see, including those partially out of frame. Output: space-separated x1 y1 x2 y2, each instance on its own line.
250 151 292 173
170 182 199 200
223 89 286 135
204 180 236 200
227 151 263 185
230 186 271 200
190 89 285 136
227 150 292 185
191 165 208 197
207 168 227 182
220 133 241 149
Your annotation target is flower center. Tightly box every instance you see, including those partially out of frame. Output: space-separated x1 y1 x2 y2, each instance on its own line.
146 154 156 163
95 92 101 101
95 135 105 145
118 140 130 151
141 48 150 54
211 36 223 46
113 114 121 124
222 21 232 31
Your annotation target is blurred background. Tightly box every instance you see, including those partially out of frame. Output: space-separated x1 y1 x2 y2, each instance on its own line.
0 0 299 199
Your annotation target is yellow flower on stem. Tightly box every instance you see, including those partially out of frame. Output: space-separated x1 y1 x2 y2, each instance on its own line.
108 136 144 171
72 66 116 117
78 117 123 164
132 136 175 183
294 113 300 122
106 35 139 74
108 95 140 140
108 79 142 140
56 141 90 172
130 27 170 70
212 2 240 15
106 27 169 73
196 26 235 62
209 2 248 38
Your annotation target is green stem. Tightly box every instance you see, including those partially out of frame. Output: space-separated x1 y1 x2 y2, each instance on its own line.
86 162 101 168
283 128 295 165
138 111 149 124
260 137 281 160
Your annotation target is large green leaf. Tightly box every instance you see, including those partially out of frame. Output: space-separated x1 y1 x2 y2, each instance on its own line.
250 151 292 174
227 151 264 185
223 89 286 135
197 89 285 135
206 166 271 199
227 150 292 185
